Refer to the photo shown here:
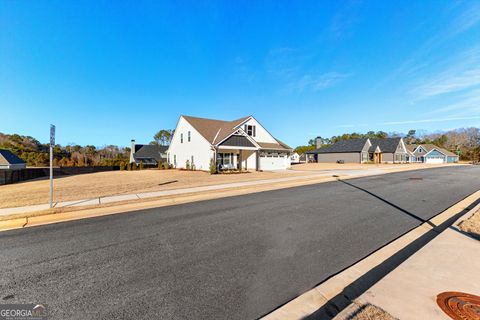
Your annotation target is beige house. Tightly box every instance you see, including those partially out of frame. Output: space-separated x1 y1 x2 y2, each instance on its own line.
306 138 408 163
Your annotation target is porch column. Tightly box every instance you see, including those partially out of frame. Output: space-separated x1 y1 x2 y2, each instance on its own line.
239 150 243 171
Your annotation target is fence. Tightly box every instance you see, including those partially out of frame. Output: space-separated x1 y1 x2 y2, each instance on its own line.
0 166 120 185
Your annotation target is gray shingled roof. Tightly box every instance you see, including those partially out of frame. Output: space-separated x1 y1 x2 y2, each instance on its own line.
133 145 168 161
307 138 368 154
0 149 26 165
369 138 402 153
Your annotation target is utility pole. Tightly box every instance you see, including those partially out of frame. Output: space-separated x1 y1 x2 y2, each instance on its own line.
50 124 55 208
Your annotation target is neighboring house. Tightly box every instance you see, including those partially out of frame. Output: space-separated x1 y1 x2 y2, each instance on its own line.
406 144 459 164
130 140 168 166
306 137 408 163
290 152 300 164
0 149 27 169
167 115 293 171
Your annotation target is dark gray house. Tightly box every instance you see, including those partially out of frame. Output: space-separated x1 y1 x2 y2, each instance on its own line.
0 149 27 169
306 137 408 163
129 140 168 166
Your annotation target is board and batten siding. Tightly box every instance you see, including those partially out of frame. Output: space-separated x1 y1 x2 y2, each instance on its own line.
167 117 213 170
316 152 361 163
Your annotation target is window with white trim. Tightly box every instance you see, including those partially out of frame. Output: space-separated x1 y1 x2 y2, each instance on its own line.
188 131 191 142
180 133 183 143
244 125 256 137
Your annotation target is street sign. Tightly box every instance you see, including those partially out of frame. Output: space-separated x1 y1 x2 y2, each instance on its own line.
49 124 55 208
50 124 55 147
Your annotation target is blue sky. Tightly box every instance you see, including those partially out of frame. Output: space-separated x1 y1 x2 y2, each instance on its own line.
1 1 480 148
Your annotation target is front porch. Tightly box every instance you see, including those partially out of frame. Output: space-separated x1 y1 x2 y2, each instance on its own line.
216 148 258 171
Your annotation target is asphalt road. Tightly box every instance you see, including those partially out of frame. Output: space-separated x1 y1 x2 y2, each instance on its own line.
1 166 479 319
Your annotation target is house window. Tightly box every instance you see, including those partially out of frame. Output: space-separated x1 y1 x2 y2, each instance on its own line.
188 131 191 142
217 153 233 165
181 133 183 143
244 124 256 137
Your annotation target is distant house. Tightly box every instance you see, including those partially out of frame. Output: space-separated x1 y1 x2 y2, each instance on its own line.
129 140 168 166
0 149 27 169
406 144 458 164
306 137 408 163
167 115 292 171
290 152 301 164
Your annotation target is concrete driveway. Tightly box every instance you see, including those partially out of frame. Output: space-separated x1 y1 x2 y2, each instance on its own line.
0 166 479 319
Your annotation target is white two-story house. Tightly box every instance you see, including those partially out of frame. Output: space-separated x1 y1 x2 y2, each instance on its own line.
167 115 292 171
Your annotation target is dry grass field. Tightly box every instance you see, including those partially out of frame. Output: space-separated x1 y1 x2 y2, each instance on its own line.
0 163 464 209
0 169 307 208
459 208 480 240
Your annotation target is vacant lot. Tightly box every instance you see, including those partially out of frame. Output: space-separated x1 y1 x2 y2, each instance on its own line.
0 163 464 209
459 207 480 240
0 169 308 208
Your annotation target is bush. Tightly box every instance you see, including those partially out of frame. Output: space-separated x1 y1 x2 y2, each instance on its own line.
131 162 137 171
158 161 163 170
209 158 217 174
119 162 125 171
139 161 144 170
185 159 191 170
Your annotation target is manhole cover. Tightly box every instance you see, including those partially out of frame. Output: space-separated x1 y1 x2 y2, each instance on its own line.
437 291 480 320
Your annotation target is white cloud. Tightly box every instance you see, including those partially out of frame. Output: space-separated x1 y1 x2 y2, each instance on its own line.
450 2 480 35
286 72 351 93
381 3 480 87
428 88 480 115
266 47 350 93
381 115 480 126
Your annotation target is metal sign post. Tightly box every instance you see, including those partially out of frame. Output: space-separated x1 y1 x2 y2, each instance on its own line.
49 125 55 208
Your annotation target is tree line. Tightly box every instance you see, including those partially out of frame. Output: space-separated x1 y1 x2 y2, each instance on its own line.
0 129 175 167
0 133 130 167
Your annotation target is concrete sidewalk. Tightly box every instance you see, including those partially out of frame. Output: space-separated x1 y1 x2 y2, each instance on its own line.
0 166 400 217
334 205 480 320
0 172 333 217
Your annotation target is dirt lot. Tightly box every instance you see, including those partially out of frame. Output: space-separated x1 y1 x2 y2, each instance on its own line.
0 163 464 209
459 208 480 240
0 169 308 208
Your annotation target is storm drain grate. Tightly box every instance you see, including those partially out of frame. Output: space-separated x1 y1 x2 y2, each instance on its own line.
408 177 423 180
437 291 480 320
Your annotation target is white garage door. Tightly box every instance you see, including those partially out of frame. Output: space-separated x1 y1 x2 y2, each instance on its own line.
259 155 287 170
425 157 444 164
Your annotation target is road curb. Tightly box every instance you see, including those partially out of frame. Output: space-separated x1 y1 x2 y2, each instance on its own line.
0 217 27 231
0 175 339 232
261 189 480 320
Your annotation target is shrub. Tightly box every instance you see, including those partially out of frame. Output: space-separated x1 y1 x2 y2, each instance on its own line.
158 161 163 170
131 162 137 171
185 159 190 170
119 162 125 171
139 161 144 170
209 158 217 174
